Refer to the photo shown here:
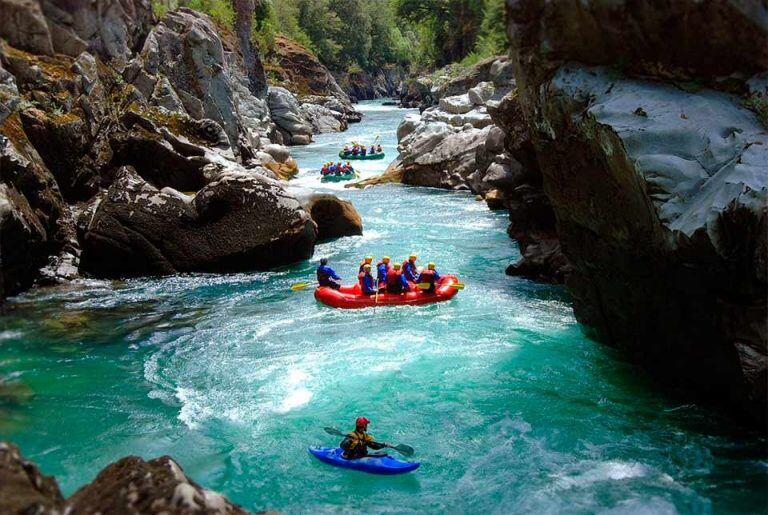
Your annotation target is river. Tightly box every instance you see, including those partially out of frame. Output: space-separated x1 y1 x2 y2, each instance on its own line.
0 101 765 514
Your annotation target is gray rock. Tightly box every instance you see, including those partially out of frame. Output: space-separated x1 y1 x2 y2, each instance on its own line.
397 114 421 141
438 94 473 114
485 125 506 154
140 8 240 148
150 76 186 114
80 166 317 277
267 87 313 145
0 0 54 56
300 102 347 133
261 144 291 163
468 81 495 105
40 0 153 60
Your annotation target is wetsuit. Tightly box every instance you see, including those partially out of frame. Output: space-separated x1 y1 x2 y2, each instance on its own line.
340 429 386 459
360 272 376 295
417 269 441 293
376 261 390 286
317 265 341 289
402 260 419 283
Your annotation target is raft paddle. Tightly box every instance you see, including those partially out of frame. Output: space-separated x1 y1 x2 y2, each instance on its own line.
291 283 311 291
417 282 465 290
323 427 415 457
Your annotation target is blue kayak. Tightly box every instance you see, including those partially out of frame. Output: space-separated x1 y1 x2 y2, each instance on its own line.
308 447 420 475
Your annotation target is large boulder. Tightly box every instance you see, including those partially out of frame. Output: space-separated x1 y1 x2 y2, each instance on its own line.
68 454 247 514
508 0 768 424
267 87 313 145
292 189 364 240
80 166 317 277
300 102 347 133
0 442 64 514
0 441 248 514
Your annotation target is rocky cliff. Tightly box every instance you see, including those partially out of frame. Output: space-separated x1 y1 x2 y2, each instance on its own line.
0 3 362 300
355 56 570 283
0 441 248 514
506 0 768 424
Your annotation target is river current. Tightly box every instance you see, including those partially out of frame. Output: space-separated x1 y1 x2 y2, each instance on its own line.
0 101 765 513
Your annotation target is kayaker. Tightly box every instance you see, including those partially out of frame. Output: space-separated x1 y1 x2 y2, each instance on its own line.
402 254 419 283
317 258 342 290
359 264 377 295
376 256 391 288
417 262 441 293
358 255 374 273
386 262 409 294
340 417 387 459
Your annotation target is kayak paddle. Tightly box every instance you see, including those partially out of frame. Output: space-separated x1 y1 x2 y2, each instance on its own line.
323 427 415 457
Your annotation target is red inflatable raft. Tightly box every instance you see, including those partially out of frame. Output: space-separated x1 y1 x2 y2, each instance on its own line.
315 275 461 309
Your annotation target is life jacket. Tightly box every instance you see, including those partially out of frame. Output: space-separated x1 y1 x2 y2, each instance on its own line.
340 430 375 459
418 269 436 292
386 269 405 292
360 273 376 294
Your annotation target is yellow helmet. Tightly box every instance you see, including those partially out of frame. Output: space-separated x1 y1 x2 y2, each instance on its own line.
382 256 390 263
393 262 402 270
428 262 435 270
364 263 372 271
364 255 373 263
409 254 417 261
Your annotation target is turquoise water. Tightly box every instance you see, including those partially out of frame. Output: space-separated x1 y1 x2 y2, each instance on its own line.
0 101 765 513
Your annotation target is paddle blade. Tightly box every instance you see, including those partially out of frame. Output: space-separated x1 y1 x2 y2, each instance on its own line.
323 427 345 437
291 283 310 291
417 283 431 290
389 443 415 457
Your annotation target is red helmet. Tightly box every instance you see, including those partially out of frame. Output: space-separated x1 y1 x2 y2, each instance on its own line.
356 416 370 427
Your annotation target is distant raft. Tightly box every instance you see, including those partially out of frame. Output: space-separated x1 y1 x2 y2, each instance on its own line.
338 151 386 160
308 447 420 475
314 275 461 309
320 171 359 182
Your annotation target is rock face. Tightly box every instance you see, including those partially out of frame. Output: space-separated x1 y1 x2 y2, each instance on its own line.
268 86 314 145
336 65 406 100
0 441 247 514
80 165 316 277
268 35 348 100
365 61 570 283
0 5 364 300
507 0 768 424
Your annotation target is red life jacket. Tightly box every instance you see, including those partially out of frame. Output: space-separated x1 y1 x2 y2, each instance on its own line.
420 269 436 284
386 269 403 291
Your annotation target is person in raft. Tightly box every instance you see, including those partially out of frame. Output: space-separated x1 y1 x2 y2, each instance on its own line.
358 255 374 273
376 255 391 289
377 144 383 153
359 264 377 295
361 145 367 157
340 417 388 459
402 254 419 283
369 145 376 155
317 257 342 290
417 262 441 293
386 262 410 294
